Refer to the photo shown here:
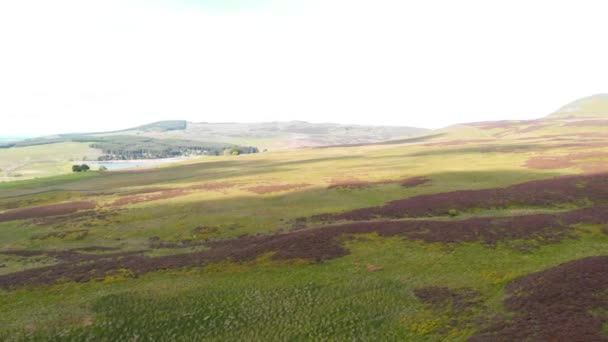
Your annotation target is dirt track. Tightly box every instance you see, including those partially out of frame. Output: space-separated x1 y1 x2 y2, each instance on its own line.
0 201 96 223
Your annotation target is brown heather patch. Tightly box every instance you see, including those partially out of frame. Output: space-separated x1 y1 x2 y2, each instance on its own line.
467 119 555 136
536 132 608 140
564 119 608 127
189 181 238 192
581 163 608 175
0 201 96 223
1 206 606 289
147 226 221 249
525 152 608 170
32 229 89 241
72 246 120 252
122 188 171 196
414 287 492 336
471 256 608 342
415 287 481 311
245 183 311 194
328 176 430 190
0 199 49 211
512 123 553 134
466 121 519 129
33 210 96 225
0 249 145 264
423 139 495 147
327 177 371 189
524 156 575 169
321 174 608 221
462 119 560 139
401 176 430 188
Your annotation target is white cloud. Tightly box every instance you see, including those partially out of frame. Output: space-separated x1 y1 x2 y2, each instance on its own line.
1 0 607 135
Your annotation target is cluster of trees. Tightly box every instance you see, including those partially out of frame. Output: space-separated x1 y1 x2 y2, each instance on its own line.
223 146 260 156
72 164 90 172
87 136 259 161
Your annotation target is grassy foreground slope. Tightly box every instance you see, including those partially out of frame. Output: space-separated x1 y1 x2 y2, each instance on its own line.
0 96 608 340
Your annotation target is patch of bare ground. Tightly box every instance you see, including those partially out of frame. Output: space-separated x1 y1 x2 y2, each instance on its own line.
110 182 238 207
321 174 608 221
110 189 188 207
0 201 96 223
245 183 311 194
366 264 383 272
1 206 607 289
471 256 608 342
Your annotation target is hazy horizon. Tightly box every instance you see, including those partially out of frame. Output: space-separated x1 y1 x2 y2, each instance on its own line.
2 0 607 136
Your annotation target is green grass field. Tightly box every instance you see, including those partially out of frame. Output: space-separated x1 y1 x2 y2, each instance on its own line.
1 98 608 340
0 143 101 183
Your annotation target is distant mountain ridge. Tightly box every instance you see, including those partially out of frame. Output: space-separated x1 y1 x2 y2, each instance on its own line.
81 120 431 150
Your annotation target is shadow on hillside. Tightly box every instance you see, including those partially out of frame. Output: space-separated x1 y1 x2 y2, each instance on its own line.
97 169 566 238
0 155 364 198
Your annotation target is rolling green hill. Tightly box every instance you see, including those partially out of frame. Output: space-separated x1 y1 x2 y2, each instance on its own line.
549 93 608 119
1 96 608 340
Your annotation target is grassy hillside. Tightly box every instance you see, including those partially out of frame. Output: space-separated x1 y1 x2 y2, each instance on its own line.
430 95 608 143
0 121 428 182
1 97 608 340
549 93 608 119
0 142 102 182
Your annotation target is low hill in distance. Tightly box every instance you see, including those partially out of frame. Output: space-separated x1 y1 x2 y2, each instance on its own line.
424 94 608 144
107 120 430 150
0 121 429 182
548 93 608 119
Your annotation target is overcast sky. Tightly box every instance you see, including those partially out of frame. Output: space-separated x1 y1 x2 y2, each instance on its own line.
1 0 607 136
